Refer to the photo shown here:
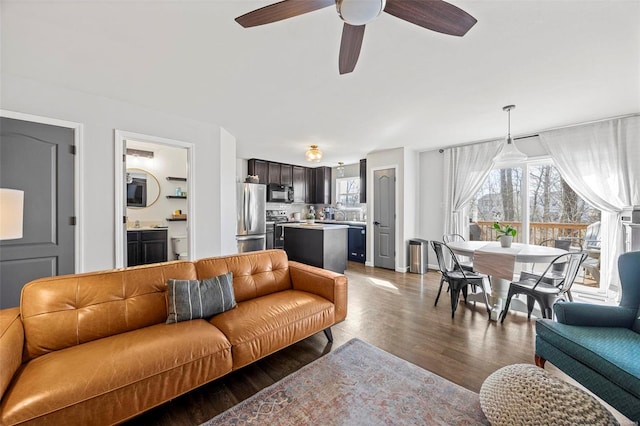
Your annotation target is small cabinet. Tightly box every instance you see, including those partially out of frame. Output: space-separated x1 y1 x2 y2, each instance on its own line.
248 159 269 185
359 159 367 203
314 166 331 205
280 164 293 186
292 166 306 203
127 229 168 266
268 162 281 184
348 225 366 263
305 167 315 203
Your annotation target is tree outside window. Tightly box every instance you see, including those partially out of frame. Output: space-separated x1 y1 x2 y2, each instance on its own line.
336 177 360 207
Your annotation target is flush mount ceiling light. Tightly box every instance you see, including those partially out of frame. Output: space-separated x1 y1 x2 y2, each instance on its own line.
305 145 323 162
336 0 386 25
494 105 527 164
126 148 154 159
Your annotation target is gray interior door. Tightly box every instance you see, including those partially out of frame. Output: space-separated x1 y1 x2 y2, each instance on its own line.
0 118 75 308
373 168 396 270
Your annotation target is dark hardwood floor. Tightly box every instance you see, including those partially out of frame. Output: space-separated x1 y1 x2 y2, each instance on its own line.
127 262 541 425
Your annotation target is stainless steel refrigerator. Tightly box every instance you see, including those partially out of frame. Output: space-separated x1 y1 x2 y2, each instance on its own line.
236 182 267 253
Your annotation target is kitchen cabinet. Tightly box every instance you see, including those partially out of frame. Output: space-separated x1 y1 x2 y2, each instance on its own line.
249 158 330 204
280 164 293 186
305 167 315 203
314 166 331 205
127 229 168 266
292 166 306 203
247 159 268 185
348 225 366 263
282 224 348 273
268 162 281 184
359 159 367 203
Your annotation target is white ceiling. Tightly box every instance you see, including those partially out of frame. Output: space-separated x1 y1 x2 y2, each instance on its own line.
2 0 639 167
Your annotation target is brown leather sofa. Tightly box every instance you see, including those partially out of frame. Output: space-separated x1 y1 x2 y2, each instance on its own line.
0 249 347 425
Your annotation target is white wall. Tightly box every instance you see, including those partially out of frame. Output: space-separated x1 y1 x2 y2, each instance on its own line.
366 147 418 272
1 74 230 272
417 150 446 269
219 128 237 255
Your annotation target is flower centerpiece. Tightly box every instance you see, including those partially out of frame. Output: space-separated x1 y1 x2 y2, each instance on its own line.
493 222 517 248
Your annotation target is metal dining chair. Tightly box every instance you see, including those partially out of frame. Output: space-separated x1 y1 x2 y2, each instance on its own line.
500 251 588 322
431 241 491 318
442 234 474 272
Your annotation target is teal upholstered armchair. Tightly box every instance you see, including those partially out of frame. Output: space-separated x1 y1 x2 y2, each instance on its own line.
534 250 640 422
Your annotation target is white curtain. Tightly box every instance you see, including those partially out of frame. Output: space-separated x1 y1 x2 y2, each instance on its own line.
538 115 640 294
444 140 502 238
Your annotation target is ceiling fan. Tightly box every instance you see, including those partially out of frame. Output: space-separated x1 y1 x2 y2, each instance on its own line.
235 0 477 74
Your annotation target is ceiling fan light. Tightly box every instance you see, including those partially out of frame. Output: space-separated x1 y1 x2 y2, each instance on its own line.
337 0 386 25
305 145 323 162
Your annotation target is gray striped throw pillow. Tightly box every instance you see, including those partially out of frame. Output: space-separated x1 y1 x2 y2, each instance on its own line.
166 273 236 324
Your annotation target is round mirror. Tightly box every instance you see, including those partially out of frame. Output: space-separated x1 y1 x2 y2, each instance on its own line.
126 168 160 208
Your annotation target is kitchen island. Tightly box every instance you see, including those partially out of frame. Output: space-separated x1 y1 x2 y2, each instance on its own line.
280 223 348 273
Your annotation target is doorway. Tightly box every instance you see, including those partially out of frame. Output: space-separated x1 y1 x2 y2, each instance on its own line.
0 114 81 308
114 131 194 268
373 168 396 270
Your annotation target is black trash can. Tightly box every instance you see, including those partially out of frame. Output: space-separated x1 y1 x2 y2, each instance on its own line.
409 239 429 274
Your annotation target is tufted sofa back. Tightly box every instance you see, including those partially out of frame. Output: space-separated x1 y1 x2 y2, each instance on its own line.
195 250 292 303
21 261 197 360
20 250 293 361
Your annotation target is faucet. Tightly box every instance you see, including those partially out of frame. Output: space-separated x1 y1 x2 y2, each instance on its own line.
335 210 346 221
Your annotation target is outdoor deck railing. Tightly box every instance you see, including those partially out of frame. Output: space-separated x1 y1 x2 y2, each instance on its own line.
474 221 590 244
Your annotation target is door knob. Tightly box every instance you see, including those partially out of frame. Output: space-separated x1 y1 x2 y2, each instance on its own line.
374 221 380 225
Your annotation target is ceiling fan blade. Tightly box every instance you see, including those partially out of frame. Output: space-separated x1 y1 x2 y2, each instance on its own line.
384 0 477 37
236 0 335 28
339 23 366 75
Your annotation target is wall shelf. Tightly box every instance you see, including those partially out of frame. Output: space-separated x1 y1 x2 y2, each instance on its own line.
166 218 187 222
166 176 186 182
166 195 187 199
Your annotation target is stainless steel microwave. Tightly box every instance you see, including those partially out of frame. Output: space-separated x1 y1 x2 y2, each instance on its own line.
267 184 294 203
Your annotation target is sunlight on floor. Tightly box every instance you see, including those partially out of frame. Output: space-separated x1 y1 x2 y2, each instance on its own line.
367 278 400 294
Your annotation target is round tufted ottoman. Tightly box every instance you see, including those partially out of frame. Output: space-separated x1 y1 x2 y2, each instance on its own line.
479 364 619 426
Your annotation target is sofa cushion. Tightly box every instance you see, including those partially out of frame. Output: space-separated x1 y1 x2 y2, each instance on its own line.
210 289 334 369
536 319 640 399
0 320 232 425
166 273 236 323
196 249 291 303
21 261 198 360
633 307 640 333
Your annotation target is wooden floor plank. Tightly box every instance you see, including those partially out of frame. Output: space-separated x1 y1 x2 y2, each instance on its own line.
127 262 539 425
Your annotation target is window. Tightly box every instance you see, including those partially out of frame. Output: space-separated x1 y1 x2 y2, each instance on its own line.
336 177 360 207
528 163 600 244
471 160 602 290
471 167 523 241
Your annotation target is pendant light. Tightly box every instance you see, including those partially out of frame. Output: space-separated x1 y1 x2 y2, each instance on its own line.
495 105 527 164
305 145 323 162
336 162 345 177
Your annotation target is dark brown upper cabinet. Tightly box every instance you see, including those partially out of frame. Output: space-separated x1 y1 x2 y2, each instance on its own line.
314 166 332 205
359 159 367 203
280 164 293 186
268 162 281 184
247 159 268 185
292 166 306 203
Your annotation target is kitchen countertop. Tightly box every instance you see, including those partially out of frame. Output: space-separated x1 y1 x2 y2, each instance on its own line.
317 220 367 226
279 223 349 230
127 226 168 231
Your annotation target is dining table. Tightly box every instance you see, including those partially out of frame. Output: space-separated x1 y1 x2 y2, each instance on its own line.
447 241 567 320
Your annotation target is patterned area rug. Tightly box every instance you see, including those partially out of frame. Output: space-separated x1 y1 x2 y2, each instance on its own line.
203 338 488 425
